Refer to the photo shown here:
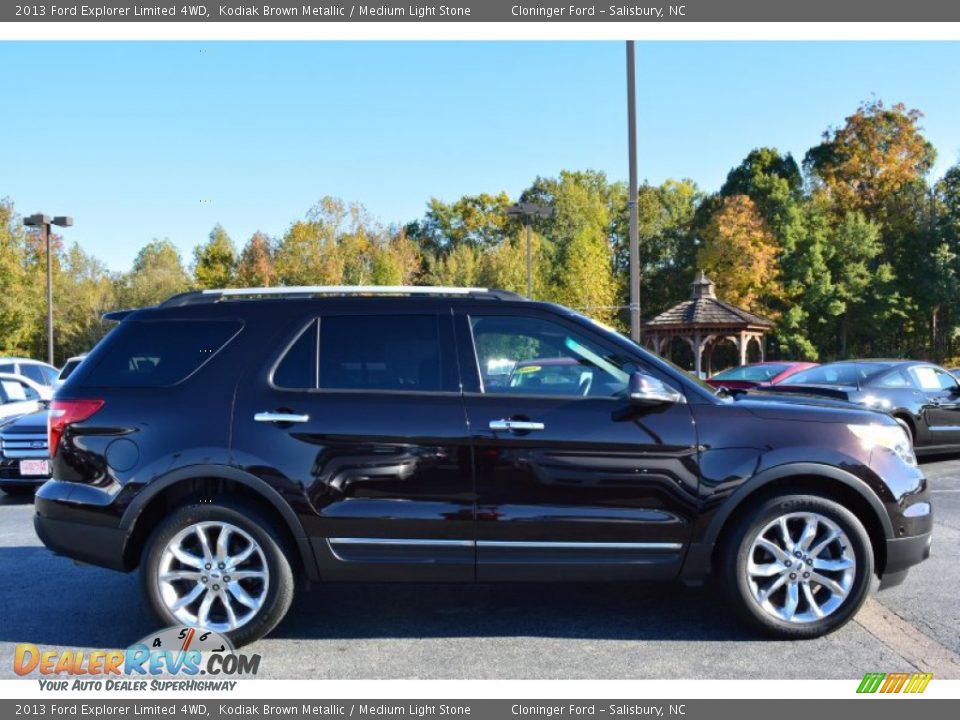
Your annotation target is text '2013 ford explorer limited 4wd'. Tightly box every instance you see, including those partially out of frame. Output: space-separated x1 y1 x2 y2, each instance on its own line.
35 286 932 646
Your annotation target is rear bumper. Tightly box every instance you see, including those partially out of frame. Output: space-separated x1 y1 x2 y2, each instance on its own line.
34 484 128 571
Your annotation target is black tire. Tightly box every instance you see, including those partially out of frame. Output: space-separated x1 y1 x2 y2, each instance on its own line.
141 500 295 648
718 493 874 639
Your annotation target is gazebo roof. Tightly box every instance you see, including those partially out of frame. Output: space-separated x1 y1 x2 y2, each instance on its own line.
644 271 774 330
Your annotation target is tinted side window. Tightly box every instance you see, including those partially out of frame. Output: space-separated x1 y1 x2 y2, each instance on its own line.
20 364 46 384
0 363 15 374
83 320 241 387
40 365 59 384
470 315 632 397
273 321 318 390
319 315 442 392
58 359 82 382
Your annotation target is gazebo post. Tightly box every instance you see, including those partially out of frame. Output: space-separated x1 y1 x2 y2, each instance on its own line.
693 331 703 378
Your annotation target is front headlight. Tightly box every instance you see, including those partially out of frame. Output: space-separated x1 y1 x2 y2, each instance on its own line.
847 423 916 466
859 394 892 410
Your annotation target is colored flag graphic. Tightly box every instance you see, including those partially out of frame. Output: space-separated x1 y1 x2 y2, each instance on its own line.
857 672 932 693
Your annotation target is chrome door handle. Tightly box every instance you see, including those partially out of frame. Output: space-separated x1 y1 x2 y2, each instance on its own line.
489 419 545 432
254 412 310 424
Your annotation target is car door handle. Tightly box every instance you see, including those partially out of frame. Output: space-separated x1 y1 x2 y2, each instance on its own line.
254 411 310 424
489 419 545 433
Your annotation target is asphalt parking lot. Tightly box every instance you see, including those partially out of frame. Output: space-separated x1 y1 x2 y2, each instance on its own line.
2 458 959 680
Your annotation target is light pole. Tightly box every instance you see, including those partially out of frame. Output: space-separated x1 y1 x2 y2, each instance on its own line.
23 213 72 366
626 40 641 343
505 202 552 298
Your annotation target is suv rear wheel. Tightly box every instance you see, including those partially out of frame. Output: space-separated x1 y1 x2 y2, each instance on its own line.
142 500 295 647
719 493 874 639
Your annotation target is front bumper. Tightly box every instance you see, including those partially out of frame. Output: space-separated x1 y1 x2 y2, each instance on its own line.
34 482 128 571
878 530 933 590
0 458 51 487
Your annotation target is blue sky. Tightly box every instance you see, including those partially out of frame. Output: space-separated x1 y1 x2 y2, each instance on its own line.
2 41 959 272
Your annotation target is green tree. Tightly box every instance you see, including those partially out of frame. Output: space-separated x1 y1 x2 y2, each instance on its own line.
193 224 237 289
0 199 38 355
119 239 191 308
425 242 484 287
407 192 513 254
274 197 351 285
55 244 117 359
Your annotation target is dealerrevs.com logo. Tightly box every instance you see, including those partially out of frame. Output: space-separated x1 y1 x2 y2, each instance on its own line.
14 626 261 691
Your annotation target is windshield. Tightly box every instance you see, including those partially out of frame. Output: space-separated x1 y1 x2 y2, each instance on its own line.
782 362 894 387
713 363 792 382
563 309 724 399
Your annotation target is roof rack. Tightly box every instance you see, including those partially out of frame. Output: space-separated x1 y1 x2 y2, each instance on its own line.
160 285 526 307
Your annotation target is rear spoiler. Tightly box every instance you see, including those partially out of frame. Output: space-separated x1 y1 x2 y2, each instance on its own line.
102 309 134 322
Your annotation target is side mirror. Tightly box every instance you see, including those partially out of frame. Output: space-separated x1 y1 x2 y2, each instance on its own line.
629 372 683 406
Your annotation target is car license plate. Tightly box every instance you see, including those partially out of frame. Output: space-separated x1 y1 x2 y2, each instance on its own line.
19 460 50 476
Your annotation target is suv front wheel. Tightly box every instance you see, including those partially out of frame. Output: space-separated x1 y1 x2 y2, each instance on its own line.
720 493 874 639
142 501 295 647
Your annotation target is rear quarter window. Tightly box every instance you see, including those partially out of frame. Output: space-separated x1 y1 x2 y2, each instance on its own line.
82 320 242 387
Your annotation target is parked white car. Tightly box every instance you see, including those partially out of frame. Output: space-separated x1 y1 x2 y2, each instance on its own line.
0 357 59 389
55 354 88 387
0 372 47 421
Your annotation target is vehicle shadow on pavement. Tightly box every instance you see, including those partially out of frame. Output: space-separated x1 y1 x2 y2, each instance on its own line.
271 580 753 642
0 544 752 647
0 546 155 649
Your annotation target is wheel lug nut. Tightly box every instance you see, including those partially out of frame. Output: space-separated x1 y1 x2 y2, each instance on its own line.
201 576 207 583
218 563 225 569
794 551 802 558
224 576 231 582
205 563 211 570
213 584 220 591
803 572 810 578
789 573 797 580
785 560 792 567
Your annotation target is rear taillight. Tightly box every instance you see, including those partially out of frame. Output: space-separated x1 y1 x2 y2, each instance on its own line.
48 399 104 457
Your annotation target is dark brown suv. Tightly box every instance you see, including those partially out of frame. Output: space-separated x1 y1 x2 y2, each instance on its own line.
35 286 932 646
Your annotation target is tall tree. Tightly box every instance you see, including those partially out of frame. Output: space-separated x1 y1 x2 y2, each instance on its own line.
0 199 39 355
193 224 237 289
119 239 191 308
236 231 275 288
407 192 513 255
804 99 936 222
697 195 782 316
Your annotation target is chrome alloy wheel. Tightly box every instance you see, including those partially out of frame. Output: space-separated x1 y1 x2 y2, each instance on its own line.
157 521 269 632
745 511 856 624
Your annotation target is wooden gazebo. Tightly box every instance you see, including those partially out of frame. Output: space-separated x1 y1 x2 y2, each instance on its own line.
643 271 774 377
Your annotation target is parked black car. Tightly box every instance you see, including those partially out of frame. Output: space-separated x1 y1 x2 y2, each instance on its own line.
35 287 932 646
0 409 51 495
757 360 960 455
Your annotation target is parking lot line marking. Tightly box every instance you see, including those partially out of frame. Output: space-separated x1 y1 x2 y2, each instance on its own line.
855 597 960 679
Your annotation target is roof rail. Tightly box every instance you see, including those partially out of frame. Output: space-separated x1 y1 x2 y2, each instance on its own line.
160 285 526 307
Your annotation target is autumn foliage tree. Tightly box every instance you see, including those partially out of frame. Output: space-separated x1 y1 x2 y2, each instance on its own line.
805 99 936 221
697 195 782 316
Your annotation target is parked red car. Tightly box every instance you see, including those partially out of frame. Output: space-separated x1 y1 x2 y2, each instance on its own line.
706 361 818 391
